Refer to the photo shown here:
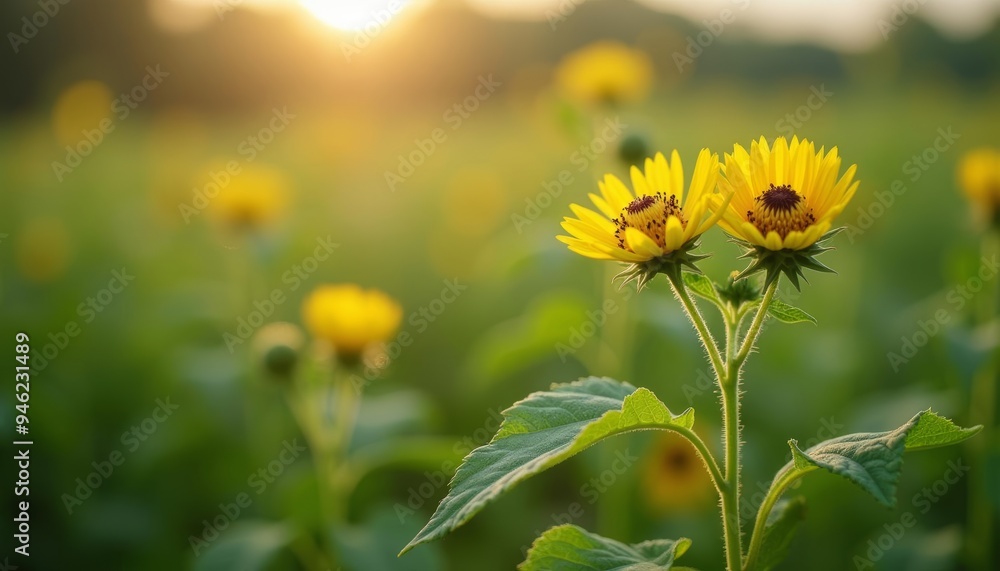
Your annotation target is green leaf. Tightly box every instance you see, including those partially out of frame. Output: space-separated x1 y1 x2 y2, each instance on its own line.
749 497 807 571
400 377 695 555
903 410 983 451
519 524 691 570
765 299 816 324
194 521 294 571
682 272 720 305
782 410 981 508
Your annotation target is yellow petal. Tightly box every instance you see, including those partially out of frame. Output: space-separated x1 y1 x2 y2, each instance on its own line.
650 152 670 194
739 221 767 247
764 231 783 251
664 215 685 251
600 174 633 211
684 199 707 239
588 193 617 219
569 203 615 233
670 149 684 202
782 230 806 250
685 149 716 209
624 227 662 258
630 165 651 198
558 235 616 260
567 245 615 260
698 189 735 235
561 218 616 247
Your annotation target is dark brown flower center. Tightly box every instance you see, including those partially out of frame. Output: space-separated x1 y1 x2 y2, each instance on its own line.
747 184 815 238
613 193 686 250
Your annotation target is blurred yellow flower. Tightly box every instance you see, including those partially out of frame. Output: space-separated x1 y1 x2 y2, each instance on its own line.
16 217 71 283
556 41 653 106
302 284 402 359
641 433 713 513
51 80 112 147
711 136 859 251
209 164 290 232
957 148 1000 220
557 149 722 263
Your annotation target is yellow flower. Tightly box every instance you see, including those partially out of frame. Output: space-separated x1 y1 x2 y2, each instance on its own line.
302 284 402 359
712 136 859 251
556 41 653 106
957 148 1000 219
16 217 71 283
557 149 723 266
641 433 713 513
209 164 290 231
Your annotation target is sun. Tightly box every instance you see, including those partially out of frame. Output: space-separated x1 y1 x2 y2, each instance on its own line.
298 0 411 32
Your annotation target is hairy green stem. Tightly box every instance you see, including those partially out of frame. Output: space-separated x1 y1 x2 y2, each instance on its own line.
678 427 726 493
735 282 778 369
720 371 744 571
668 274 777 571
728 282 779 571
668 273 726 383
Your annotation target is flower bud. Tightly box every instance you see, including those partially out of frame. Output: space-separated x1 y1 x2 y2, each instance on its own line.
252 322 304 380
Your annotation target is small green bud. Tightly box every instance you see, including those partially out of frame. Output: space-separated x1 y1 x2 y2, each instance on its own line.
618 133 650 168
717 271 761 308
253 322 304 381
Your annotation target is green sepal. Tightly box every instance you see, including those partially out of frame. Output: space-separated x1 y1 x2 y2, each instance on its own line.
731 228 843 290
615 237 709 291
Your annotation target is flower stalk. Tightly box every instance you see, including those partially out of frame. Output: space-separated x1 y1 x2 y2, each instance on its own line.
669 274 778 571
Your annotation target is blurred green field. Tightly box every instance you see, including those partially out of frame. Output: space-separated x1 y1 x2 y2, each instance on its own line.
2 74 999 569
3 0 1000 564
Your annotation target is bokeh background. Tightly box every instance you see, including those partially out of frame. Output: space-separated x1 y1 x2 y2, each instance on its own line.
2 0 1000 569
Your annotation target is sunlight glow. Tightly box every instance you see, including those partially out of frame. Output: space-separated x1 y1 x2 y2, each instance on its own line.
298 0 412 32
